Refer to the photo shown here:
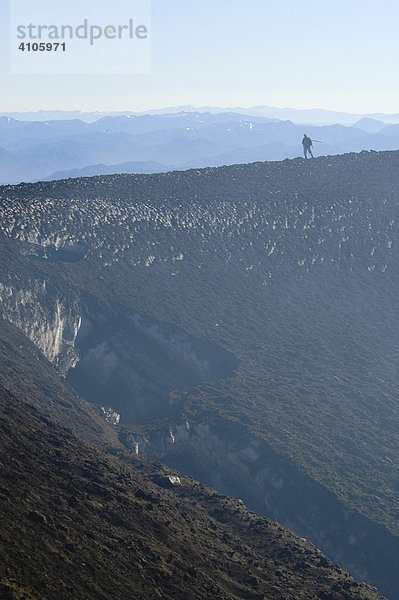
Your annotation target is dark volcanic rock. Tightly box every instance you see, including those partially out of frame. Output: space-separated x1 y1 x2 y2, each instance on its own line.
1 151 399 597
0 387 384 600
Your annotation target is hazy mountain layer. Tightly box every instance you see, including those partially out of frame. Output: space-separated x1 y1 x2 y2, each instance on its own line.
2 105 399 124
1 110 399 184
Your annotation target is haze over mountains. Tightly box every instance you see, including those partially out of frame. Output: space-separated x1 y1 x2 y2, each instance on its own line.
2 149 399 598
1 107 399 184
3 104 399 124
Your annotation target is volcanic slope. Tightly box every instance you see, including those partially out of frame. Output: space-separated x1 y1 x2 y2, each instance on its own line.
1 150 399 596
0 367 385 600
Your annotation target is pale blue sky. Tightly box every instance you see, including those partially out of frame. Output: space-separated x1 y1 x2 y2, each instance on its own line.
1 0 399 113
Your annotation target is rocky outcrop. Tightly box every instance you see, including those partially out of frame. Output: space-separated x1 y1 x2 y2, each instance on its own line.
0 279 81 376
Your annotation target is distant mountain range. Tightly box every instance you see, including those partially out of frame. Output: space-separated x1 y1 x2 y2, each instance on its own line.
0 109 399 184
3 104 399 124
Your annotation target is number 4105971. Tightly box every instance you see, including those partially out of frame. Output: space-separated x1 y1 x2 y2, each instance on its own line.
18 42 66 51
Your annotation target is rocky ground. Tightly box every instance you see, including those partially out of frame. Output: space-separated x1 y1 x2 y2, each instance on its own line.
2 150 399 597
0 384 385 600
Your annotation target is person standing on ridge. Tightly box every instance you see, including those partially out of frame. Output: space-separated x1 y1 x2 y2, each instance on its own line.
302 134 313 159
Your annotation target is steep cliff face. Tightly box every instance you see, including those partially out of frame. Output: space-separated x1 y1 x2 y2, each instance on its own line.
0 279 81 376
0 277 237 423
122 418 399 600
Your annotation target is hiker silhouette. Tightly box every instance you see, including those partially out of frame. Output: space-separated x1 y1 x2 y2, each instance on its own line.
302 134 313 159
